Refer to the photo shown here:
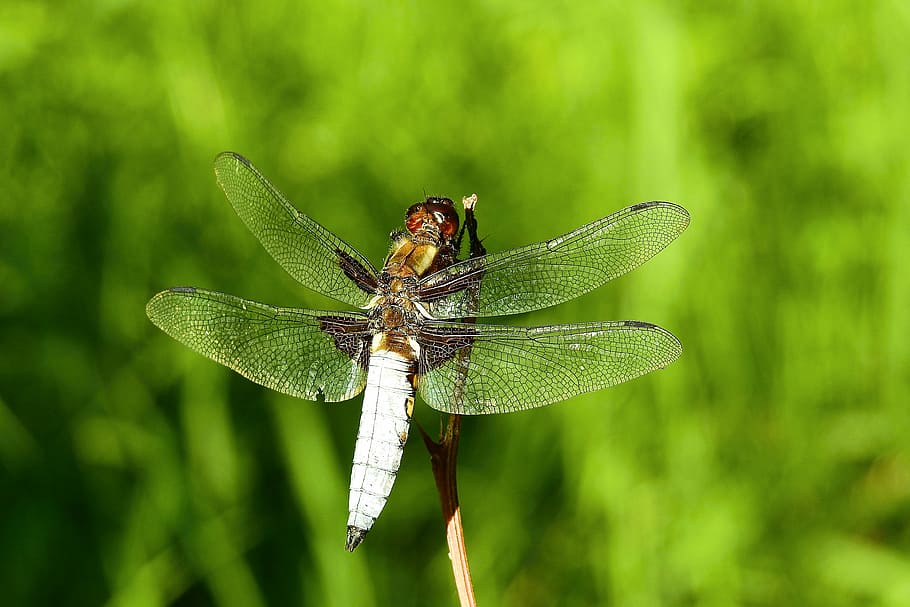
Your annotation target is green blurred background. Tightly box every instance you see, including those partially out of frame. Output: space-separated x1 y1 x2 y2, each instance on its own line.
2 1 909 605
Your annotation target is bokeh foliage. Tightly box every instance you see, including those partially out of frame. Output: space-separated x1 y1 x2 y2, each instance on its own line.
2 1 909 605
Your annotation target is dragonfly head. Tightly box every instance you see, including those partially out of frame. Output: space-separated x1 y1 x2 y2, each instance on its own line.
405 196 459 244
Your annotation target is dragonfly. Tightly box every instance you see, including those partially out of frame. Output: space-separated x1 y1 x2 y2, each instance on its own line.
146 152 689 551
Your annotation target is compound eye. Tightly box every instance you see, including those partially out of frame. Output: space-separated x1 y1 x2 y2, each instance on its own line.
439 219 458 237
405 210 424 234
434 208 459 237
404 203 423 220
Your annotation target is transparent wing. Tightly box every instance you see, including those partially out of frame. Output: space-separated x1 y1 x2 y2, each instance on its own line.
214 152 379 308
146 287 372 402
417 320 681 414
417 202 689 318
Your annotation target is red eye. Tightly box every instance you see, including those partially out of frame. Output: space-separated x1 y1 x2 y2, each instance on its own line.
437 212 459 237
404 203 422 219
405 210 425 234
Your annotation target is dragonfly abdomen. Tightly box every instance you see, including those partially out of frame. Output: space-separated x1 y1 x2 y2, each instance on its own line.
345 345 416 551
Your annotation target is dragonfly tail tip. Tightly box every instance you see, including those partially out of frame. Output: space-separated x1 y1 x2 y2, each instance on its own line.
345 526 369 552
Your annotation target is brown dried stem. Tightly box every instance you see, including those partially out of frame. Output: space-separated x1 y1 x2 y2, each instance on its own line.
420 416 476 606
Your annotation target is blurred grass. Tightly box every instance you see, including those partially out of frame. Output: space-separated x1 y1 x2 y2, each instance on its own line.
2 1 909 605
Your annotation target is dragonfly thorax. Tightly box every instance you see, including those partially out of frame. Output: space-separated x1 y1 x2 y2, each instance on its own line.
384 239 441 277
377 301 412 331
375 272 419 298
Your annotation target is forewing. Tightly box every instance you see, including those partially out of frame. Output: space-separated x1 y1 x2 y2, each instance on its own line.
146 287 372 402
213 152 379 308
417 320 681 414
417 202 689 318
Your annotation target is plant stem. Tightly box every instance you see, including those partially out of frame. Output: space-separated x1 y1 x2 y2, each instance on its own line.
420 415 477 607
